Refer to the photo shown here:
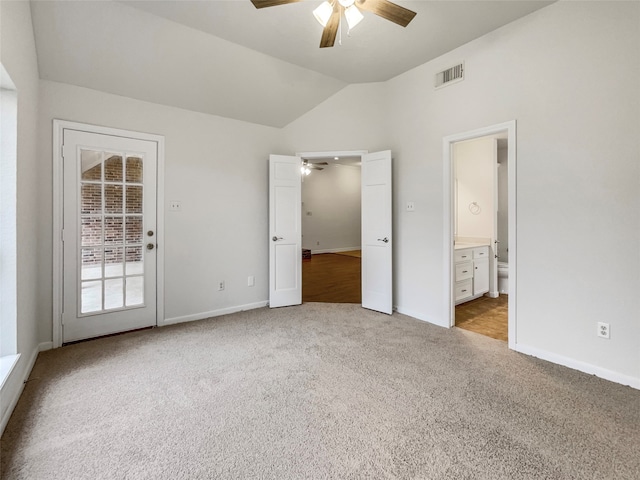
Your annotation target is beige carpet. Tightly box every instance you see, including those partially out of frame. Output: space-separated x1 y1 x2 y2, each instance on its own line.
2 303 638 479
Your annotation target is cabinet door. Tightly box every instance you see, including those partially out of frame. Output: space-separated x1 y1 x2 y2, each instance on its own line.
473 258 489 295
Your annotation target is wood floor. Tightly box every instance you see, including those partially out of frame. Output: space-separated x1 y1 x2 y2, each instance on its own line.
455 295 508 341
302 253 361 303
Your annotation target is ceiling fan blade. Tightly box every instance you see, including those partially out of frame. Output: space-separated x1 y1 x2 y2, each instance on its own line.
310 166 325 170
320 3 341 48
310 161 329 165
356 0 416 27
250 0 301 8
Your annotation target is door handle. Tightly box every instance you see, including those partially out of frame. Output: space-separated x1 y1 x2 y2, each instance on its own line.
272 236 283 242
377 237 389 243
146 243 155 250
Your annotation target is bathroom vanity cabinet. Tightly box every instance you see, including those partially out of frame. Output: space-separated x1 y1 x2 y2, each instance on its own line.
455 245 489 304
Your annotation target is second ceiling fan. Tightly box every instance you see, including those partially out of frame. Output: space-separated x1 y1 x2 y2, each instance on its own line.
250 0 417 48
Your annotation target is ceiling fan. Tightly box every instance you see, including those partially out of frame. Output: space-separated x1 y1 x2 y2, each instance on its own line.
250 0 417 48
301 159 328 175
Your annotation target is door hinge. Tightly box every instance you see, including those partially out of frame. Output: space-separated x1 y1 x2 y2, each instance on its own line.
61 229 65 242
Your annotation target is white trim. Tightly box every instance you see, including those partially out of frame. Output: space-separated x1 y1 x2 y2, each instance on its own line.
297 150 368 160
0 343 38 435
515 343 640 390
160 301 268 327
443 120 517 350
39 342 53 352
310 246 361 255
52 120 166 348
0 354 20 391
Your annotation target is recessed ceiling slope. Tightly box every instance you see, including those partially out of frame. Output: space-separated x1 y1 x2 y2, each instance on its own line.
122 0 554 83
30 0 347 128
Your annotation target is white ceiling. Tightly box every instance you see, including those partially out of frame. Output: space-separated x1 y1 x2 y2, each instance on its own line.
122 0 554 83
30 0 553 127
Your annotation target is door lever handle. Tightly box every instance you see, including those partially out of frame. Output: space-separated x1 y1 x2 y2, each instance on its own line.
272 236 283 242
377 237 389 243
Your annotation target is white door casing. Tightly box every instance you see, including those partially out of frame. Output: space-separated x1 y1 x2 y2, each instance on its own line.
61 129 158 343
269 155 302 308
361 150 393 314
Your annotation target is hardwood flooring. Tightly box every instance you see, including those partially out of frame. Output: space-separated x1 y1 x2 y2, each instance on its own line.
455 295 508 341
302 253 361 304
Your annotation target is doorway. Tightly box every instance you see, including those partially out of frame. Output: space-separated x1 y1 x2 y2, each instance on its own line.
443 122 516 348
53 121 165 346
300 154 363 303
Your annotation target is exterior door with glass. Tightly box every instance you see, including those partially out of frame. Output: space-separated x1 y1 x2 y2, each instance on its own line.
62 129 158 343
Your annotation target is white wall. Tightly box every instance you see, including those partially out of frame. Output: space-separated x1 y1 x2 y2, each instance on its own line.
301 165 361 253
454 137 495 240
0 0 42 431
37 80 283 329
386 1 639 384
283 1 640 386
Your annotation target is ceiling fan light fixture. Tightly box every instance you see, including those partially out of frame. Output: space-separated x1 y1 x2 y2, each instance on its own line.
338 0 355 6
313 1 333 27
344 4 363 29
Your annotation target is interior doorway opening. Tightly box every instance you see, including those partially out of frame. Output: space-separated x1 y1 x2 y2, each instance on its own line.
443 122 516 349
298 151 365 304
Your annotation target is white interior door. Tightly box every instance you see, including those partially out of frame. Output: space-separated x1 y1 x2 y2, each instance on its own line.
269 155 302 308
62 129 157 343
361 150 393 314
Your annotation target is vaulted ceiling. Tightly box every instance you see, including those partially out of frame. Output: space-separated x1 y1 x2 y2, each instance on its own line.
30 0 553 127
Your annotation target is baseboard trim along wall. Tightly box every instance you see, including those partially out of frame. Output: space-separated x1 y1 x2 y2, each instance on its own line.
310 247 361 255
161 301 269 327
515 343 640 390
0 342 50 436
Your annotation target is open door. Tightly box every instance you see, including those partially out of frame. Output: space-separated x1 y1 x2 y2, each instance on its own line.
361 150 392 314
269 155 302 308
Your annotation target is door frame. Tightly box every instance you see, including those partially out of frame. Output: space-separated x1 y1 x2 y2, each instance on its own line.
52 120 165 348
443 121 517 349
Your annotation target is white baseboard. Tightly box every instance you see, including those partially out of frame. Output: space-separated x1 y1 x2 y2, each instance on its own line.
0 342 43 436
39 342 53 352
515 343 640 390
395 306 449 328
161 301 269 327
310 247 361 255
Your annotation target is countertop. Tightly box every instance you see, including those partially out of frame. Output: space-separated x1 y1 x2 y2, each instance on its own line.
454 242 490 250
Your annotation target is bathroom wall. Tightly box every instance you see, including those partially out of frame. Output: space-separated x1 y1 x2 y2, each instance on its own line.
454 137 496 241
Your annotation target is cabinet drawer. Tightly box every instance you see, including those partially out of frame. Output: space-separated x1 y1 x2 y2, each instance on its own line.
455 279 473 302
473 247 489 259
454 249 472 263
455 261 473 281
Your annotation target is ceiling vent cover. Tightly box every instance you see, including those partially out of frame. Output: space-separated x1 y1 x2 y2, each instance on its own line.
435 63 464 89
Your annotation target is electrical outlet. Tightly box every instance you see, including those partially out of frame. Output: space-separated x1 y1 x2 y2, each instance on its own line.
218 281 225 291
597 322 610 339
406 201 415 212
247 276 255 287
169 201 182 211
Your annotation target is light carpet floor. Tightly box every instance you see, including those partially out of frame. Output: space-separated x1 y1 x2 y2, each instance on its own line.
1 303 638 479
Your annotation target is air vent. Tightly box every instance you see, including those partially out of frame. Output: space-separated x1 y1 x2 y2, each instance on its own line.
435 63 464 89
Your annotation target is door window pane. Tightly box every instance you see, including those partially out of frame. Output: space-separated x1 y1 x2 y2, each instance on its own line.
126 246 143 275
81 217 102 247
104 154 123 182
126 276 144 306
81 248 103 280
81 281 102 313
125 216 143 244
81 184 102 214
104 217 124 245
105 278 124 309
104 184 123 214
126 156 143 183
81 150 102 181
104 246 124 278
126 185 143 214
